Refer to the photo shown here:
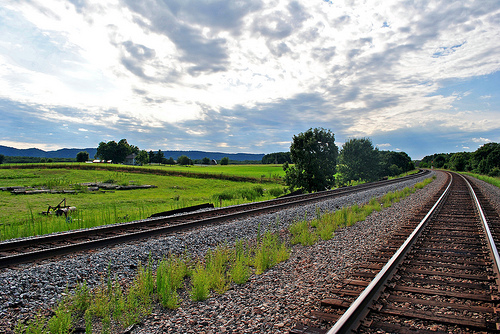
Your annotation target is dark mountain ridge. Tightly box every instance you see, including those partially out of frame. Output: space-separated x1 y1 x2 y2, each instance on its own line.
0 145 265 161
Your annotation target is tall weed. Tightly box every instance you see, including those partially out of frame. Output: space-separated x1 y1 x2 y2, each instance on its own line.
157 254 187 309
206 245 230 294
190 262 210 301
253 231 290 274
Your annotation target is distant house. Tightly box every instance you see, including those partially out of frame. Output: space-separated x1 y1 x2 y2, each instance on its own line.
124 153 137 165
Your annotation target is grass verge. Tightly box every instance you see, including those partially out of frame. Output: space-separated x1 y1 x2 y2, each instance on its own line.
461 172 500 188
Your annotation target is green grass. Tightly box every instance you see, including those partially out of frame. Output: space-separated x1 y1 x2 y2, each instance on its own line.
0 163 287 182
0 166 285 241
149 164 286 180
157 254 188 309
291 176 435 246
289 219 318 246
252 230 290 274
461 172 500 188
387 169 420 180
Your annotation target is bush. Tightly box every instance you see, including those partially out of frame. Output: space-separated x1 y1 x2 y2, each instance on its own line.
212 190 235 202
268 187 284 197
190 263 210 301
489 167 500 177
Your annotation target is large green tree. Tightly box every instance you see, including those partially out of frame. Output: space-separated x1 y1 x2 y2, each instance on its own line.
379 151 414 177
76 151 89 162
338 137 380 184
448 152 472 172
284 128 338 192
96 139 139 163
177 155 192 166
472 142 500 174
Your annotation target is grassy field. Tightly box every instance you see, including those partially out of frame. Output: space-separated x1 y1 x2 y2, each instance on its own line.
0 164 286 241
461 172 500 188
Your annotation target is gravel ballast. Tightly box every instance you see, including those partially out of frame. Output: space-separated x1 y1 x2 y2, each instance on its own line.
0 171 452 333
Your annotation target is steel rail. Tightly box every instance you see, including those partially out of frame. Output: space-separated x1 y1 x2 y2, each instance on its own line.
462 174 500 291
326 172 453 334
0 170 430 268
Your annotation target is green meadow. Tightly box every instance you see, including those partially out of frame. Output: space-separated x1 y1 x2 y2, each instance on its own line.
0 164 286 241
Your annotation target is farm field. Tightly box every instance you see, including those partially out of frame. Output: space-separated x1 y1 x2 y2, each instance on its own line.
0 164 286 241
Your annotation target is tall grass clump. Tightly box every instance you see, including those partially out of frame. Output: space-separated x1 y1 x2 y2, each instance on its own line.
288 176 436 247
252 231 290 274
156 254 188 309
462 172 500 188
289 219 318 246
267 187 284 197
14 313 46 334
190 262 210 301
206 245 231 294
230 240 251 284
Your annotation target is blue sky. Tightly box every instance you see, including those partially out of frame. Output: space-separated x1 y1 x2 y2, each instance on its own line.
0 0 499 159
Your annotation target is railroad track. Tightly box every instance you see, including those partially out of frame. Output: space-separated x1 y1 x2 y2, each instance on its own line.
292 172 500 333
0 170 429 269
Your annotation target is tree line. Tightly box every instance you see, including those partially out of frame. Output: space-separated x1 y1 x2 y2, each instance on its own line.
282 128 415 192
418 142 500 177
77 139 230 166
0 155 74 164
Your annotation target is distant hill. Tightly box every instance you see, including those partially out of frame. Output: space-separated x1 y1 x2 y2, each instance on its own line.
0 146 98 159
0 146 265 162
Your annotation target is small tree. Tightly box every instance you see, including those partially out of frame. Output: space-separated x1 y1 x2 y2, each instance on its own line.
220 157 229 165
337 137 380 184
155 150 165 164
0 154 5 164
177 155 192 166
201 157 210 165
284 128 338 192
76 151 89 162
135 150 149 166
166 157 175 165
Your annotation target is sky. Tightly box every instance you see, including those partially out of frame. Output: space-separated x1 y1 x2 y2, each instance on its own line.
0 0 499 160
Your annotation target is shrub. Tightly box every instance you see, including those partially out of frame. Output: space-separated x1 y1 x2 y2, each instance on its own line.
489 167 500 177
289 220 317 246
229 239 251 283
253 231 290 274
267 187 283 197
157 254 188 309
206 245 230 294
190 262 210 301
47 303 72 334
212 190 235 202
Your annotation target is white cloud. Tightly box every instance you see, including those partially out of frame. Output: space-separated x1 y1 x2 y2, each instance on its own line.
0 140 61 151
472 137 492 143
0 0 499 156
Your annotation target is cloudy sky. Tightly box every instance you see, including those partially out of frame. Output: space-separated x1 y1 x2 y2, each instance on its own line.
1 0 499 159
